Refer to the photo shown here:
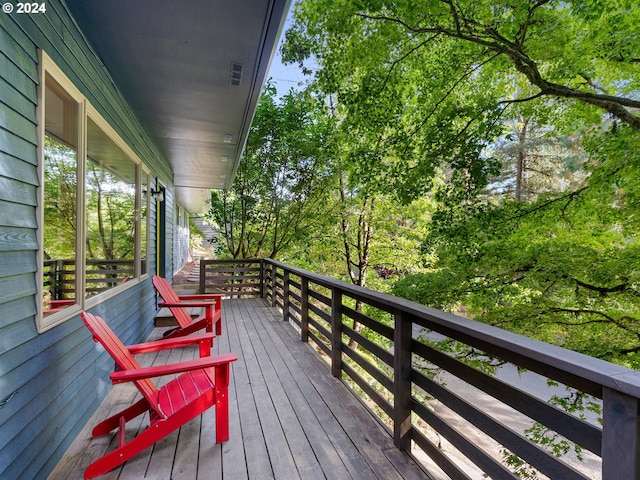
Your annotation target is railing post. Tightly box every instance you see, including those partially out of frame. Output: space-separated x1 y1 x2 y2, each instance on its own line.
331 287 343 378
54 260 62 299
393 309 412 451
199 258 206 294
301 277 309 342
283 269 290 322
271 264 277 307
602 387 640 479
259 259 265 298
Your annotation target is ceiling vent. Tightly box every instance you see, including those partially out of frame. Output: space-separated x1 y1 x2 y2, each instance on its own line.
230 62 243 86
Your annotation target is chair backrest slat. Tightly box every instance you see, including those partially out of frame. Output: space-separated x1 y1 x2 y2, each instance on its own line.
81 312 159 407
151 275 193 327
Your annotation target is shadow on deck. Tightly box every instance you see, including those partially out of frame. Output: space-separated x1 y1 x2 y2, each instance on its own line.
47 298 429 479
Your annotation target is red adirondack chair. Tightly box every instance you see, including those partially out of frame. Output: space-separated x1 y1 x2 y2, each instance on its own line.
80 311 237 479
152 275 223 340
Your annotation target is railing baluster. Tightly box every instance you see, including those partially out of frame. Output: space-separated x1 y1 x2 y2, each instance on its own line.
199 258 205 294
393 309 412 451
271 264 277 307
283 269 290 322
301 277 309 343
331 287 343 378
602 387 640 479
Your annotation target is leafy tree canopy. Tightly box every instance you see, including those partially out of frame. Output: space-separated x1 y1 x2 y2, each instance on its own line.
283 0 640 200
208 82 336 258
394 126 640 367
281 0 640 370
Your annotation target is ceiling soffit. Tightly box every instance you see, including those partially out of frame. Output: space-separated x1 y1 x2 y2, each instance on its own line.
67 0 291 212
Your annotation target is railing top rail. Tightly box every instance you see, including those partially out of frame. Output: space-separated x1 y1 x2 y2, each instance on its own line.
201 258 262 264
263 258 640 398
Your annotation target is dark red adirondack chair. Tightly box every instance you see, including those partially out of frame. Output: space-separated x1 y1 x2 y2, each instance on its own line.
80 311 237 479
152 275 223 340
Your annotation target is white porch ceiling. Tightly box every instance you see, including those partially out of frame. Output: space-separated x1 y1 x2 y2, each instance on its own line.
67 0 291 212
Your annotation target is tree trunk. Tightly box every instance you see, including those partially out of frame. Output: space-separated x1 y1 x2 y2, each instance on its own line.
515 116 529 201
338 180 375 349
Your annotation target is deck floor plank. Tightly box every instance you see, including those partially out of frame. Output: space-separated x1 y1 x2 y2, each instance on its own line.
196 410 223 480
249 299 429 480
234 304 302 480
238 301 327 478
219 301 261 480
244 300 402 480
239 299 362 479
47 298 429 480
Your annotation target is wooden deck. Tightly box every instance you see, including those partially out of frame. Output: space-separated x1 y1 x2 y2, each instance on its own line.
47 298 429 480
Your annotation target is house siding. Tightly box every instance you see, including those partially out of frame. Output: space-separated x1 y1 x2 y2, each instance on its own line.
0 2 178 479
174 204 191 273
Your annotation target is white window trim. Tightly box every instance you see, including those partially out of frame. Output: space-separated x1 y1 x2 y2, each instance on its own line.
36 50 149 333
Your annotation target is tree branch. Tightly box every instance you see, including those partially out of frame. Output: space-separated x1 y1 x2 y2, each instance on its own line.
498 91 545 104
376 34 441 96
357 9 640 131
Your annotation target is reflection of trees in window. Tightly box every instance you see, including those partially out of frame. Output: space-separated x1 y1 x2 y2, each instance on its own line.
85 161 135 261
43 135 78 311
43 74 79 315
85 155 136 296
40 59 149 326
43 135 77 261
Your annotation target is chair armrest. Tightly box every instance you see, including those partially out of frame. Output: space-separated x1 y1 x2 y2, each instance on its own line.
177 294 224 301
110 353 238 384
158 301 219 308
127 333 216 354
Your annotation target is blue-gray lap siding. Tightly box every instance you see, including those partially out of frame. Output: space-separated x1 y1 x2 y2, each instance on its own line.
0 3 178 479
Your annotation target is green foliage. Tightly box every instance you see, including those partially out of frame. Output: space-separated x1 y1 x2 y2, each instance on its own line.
208 83 336 258
265 2 640 474
44 135 136 262
283 0 640 202
85 161 136 260
43 136 78 260
394 125 640 368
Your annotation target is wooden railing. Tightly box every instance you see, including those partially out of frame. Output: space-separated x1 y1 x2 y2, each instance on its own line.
199 259 262 297
202 258 640 479
44 259 143 299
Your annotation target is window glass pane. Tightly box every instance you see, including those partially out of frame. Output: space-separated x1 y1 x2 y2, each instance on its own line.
43 75 78 315
85 118 136 296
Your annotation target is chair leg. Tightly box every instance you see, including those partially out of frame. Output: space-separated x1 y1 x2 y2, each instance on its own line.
205 304 222 336
199 339 211 357
92 398 149 436
84 405 206 479
214 365 231 443
84 420 168 479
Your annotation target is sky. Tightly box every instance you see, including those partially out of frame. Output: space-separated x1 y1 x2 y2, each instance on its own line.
265 1 308 96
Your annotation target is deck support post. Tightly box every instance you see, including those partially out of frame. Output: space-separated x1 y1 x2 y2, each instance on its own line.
331 288 343 378
393 309 412 451
283 270 290 322
301 277 309 342
602 387 640 479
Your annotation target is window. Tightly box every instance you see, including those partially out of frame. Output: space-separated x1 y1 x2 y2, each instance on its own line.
37 51 150 332
85 116 137 295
